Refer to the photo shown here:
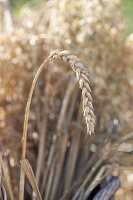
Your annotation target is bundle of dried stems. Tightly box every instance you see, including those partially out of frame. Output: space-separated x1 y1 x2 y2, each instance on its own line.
0 0 133 199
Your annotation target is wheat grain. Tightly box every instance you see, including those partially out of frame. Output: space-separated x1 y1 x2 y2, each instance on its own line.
19 49 95 200
50 50 96 135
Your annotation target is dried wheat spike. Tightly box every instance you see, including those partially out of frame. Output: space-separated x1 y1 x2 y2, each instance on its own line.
50 50 96 135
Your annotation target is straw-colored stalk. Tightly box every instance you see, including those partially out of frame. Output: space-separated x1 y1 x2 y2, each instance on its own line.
19 50 95 200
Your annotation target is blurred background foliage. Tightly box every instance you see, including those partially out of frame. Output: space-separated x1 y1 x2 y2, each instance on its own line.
0 0 133 199
122 0 133 35
9 0 44 16
9 0 133 35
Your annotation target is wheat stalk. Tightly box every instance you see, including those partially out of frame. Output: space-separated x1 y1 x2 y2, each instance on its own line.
21 159 42 200
0 154 14 200
19 49 95 200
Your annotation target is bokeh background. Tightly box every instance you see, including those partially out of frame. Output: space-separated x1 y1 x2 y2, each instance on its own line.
0 0 133 199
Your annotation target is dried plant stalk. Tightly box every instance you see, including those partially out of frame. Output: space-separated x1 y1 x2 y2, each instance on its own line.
21 159 42 200
19 56 51 200
0 154 14 200
19 50 95 200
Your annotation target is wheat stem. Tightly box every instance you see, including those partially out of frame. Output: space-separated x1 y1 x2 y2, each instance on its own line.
19 50 95 200
19 56 51 200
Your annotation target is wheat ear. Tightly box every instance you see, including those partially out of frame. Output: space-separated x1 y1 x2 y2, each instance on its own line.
19 49 95 200
50 50 95 135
